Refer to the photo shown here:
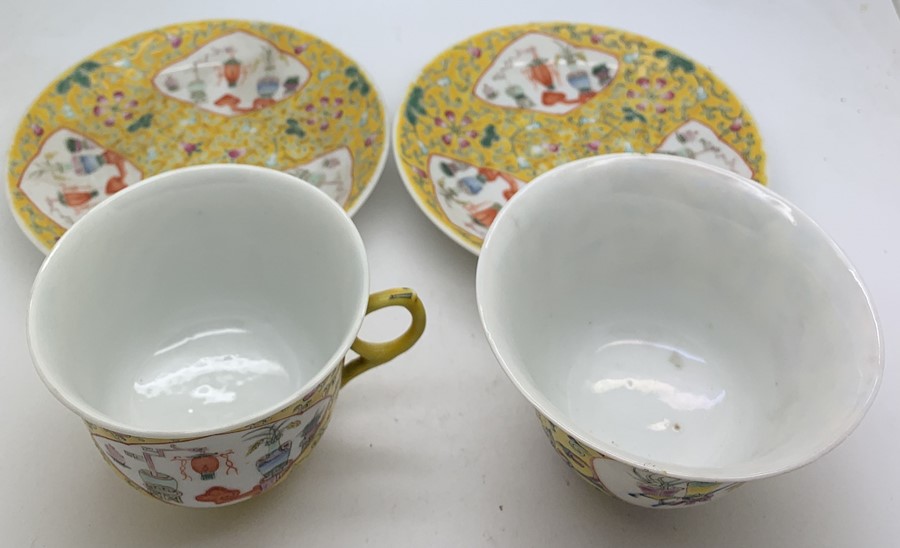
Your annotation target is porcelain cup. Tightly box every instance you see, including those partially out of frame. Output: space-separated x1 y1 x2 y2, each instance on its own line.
28 164 426 507
476 154 882 508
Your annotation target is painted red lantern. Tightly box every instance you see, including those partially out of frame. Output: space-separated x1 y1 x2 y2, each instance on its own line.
191 454 220 480
223 58 241 87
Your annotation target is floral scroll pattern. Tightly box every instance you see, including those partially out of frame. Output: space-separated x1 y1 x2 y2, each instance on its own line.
395 23 766 253
7 20 387 252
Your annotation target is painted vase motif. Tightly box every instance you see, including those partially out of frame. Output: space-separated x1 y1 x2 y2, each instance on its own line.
17 129 141 227
538 413 742 508
222 55 242 87
87 369 340 507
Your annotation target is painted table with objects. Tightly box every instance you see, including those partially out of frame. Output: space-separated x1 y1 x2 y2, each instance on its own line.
0 0 898 546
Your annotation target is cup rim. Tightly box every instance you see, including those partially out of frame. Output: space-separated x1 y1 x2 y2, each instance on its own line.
26 164 370 439
476 153 884 482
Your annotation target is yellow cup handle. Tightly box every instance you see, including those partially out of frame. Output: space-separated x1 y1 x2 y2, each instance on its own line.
342 288 426 386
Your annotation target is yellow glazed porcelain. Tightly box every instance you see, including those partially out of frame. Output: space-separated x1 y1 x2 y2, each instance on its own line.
27 165 426 507
394 22 766 254
7 20 388 253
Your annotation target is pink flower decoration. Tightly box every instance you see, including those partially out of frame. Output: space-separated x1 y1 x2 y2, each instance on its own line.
730 117 743 132
586 141 600 152
364 135 375 147
227 149 243 159
414 167 428 179
294 45 306 55
302 97 344 131
468 47 482 58
590 33 604 44
181 142 199 155
93 92 139 126
629 77 675 114
546 143 560 153
167 34 182 48
31 124 44 136
432 110 478 149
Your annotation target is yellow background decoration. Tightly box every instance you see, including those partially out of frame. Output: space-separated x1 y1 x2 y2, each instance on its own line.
394 22 766 252
7 20 387 251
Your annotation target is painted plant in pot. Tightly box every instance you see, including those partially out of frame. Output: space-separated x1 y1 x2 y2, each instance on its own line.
476 154 883 508
89 381 337 506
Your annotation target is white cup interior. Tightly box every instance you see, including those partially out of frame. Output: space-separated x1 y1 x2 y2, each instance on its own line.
477 155 882 481
28 165 368 436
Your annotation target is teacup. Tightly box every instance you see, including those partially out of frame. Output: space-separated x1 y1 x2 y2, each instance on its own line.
28 164 426 507
476 154 882 508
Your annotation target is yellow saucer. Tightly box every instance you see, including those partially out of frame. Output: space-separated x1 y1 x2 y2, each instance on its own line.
394 22 766 254
6 20 388 253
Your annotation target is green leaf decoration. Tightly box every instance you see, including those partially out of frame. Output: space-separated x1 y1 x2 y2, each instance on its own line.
71 71 91 88
285 118 305 138
246 439 263 456
56 77 72 95
78 60 100 72
344 66 371 96
479 124 499 148
405 87 427 125
653 49 695 74
126 113 153 133
56 61 100 95
622 106 647 124
56 60 102 95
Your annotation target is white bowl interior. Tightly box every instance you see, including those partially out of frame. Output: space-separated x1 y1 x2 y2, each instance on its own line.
29 165 367 434
477 155 881 480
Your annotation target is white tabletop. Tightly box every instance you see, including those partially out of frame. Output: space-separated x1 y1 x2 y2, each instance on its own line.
1 1 898 546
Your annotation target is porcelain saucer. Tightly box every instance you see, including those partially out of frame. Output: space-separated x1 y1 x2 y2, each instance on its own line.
393 22 767 254
6 19 389 253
